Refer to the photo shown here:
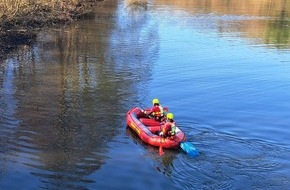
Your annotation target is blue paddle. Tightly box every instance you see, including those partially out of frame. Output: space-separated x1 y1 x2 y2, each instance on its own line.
180 142 199 157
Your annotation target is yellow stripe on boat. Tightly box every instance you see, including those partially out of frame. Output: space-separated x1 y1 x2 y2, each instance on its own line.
130 122 141 135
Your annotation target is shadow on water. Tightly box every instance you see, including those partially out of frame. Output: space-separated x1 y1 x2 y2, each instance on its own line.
0 1 160 189
125 127 179 177
1 0 290 189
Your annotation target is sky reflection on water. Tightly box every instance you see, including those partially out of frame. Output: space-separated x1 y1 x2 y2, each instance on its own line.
1 0 290 189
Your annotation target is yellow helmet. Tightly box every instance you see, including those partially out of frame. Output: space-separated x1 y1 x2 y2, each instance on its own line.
167 113 174 120
152 98 159 105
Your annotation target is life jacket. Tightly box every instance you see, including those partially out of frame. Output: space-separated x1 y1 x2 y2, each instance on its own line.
162 121 176 137
151 105 164 118
169 121 176 136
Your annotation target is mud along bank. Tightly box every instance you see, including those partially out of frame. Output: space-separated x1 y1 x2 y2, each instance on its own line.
0 0 106 60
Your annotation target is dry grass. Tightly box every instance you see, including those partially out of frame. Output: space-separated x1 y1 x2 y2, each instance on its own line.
0 0 99 59
125 0 148 8
0 0 84 27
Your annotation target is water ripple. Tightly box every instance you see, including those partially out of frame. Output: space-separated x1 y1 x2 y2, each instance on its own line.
172 127 289 190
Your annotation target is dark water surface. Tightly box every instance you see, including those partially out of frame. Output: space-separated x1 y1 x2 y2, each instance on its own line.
1 0 290 189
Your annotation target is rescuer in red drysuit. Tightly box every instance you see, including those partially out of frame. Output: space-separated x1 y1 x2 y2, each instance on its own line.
143 98 165 122
159 113 176 138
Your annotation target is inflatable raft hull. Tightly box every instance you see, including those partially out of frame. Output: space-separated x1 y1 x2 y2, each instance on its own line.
126 107 186 149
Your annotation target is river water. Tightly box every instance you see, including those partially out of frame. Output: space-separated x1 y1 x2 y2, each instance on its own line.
1 0 290 189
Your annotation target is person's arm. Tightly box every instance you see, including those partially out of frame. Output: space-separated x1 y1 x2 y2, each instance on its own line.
146 107 155 116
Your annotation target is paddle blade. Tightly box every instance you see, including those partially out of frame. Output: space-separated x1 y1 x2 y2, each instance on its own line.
180 142 199 157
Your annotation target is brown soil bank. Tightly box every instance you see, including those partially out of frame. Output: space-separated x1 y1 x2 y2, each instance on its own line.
0 0 104 59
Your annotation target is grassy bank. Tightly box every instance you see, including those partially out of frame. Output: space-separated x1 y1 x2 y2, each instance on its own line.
125 0 148 7
0 0 103 59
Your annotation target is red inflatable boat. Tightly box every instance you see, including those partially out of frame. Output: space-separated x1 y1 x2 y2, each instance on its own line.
126 106 186 149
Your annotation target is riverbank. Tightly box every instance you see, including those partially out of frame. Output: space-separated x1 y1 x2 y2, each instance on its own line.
0 0 105 60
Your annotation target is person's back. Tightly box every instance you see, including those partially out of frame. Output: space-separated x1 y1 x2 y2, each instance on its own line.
160 113 176 138
144 98 164 121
